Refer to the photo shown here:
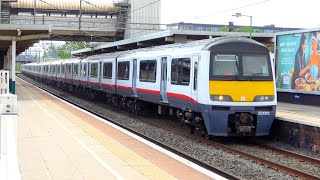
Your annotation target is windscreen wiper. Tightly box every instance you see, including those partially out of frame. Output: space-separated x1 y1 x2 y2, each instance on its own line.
235 59 240 80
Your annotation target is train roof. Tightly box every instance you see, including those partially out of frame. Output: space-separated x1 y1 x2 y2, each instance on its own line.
114 36 267 59
50 60 64 65
61 58 80 64
23 37 268 66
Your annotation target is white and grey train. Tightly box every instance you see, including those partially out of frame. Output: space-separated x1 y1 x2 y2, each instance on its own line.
22 37 277 137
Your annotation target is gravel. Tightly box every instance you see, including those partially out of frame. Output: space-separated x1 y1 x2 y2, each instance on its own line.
19 75 319 180
228 143 320 177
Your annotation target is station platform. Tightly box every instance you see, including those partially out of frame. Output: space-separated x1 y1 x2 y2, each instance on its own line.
276 102 320 128
16 78 218 180
273 102 320 152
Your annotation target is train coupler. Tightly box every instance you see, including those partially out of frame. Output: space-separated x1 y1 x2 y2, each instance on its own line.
234 113 256 135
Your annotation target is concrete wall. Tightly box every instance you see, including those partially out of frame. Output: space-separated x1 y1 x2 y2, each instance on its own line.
125 0 162 39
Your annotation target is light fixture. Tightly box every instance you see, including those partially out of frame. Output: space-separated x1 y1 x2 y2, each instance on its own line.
232 13 253 39
17 28 21 36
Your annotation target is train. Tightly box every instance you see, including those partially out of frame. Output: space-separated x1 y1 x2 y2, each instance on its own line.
21 37 277 137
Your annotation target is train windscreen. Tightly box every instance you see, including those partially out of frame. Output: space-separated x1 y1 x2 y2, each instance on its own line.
209 53 272 81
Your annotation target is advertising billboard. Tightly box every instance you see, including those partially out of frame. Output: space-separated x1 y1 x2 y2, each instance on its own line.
276 31 320 93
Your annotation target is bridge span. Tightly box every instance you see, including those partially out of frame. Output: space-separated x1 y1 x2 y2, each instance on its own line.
2 0 132 41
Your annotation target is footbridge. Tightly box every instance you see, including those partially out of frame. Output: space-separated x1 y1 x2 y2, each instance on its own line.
2 0 133 42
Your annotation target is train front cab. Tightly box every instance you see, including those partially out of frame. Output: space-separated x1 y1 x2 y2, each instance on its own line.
202 38 276 136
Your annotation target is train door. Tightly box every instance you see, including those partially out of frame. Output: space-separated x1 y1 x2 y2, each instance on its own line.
71 63 74 81
191 55 199 101
132 59 138 97
99 61 103 89
160 57 168 103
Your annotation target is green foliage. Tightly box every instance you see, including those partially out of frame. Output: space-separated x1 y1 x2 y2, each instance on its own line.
218 26 230 32
218 25 262 33
235 26 262 33
43 41 88 59
43 44 59 59
57 41 88 59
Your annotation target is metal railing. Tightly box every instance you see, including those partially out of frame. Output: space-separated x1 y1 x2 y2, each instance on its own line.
10 15 118 31
8 15 169 32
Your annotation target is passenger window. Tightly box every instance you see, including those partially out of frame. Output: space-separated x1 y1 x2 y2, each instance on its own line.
182 59 190 85
83 64 87 77
66 64 72 75
90 63 98 78
171 59 178 83
171 58 190 86
194 62 198 90
73 64 78 76
117 61 130 80
139 60 157 82
103 63 112 79
140 61 148 81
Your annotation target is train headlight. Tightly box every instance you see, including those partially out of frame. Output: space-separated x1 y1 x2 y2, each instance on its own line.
254 95 274 102
210 95 233 102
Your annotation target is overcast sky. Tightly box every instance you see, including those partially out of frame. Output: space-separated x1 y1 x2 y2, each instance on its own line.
68 0 320 28
161 0 319 28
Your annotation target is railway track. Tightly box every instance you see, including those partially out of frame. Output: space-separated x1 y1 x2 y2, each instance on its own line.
128 114 320 180
19 75 320 180
256 143 320 165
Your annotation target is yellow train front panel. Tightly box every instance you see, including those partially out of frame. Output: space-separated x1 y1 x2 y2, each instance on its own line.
209 81 274 102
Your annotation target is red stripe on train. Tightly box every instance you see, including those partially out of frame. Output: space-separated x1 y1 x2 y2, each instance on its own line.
88 81 99 85
116 85 132 91
101 83 116 88
167 92 199 104
136 88 160 95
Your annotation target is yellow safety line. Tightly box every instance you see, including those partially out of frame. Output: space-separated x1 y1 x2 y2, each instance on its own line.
65 113 176 180
21 82 177 180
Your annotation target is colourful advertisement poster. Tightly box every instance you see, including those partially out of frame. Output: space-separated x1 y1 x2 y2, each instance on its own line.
276 31 320 92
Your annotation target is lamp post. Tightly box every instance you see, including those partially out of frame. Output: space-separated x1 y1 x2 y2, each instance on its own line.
232 13 252 39
34 0 36 24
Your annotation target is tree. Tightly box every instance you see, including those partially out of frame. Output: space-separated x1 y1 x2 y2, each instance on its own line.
57 41 88 59
218 25 262 33
235 26 262 33
218 26 230 32
43 43 59 59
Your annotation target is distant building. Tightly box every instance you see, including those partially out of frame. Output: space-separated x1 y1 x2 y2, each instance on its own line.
167 22 301 33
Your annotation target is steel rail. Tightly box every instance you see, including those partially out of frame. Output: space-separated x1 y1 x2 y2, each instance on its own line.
126 114 320 180
256 143 320 165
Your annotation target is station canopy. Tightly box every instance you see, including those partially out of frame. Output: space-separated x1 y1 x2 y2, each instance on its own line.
0 24 50 54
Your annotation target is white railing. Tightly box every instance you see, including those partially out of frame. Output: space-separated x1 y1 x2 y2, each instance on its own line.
0 71 9 95
0 70 20 180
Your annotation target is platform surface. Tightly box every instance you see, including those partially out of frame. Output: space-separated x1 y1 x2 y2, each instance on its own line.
16 78 216 180
277 102 320 128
